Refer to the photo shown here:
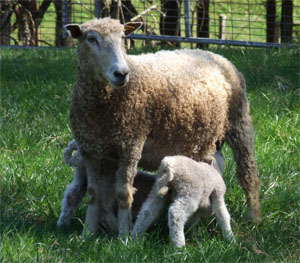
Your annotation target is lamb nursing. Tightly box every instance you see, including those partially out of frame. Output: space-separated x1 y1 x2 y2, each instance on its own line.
64 17 260 235
132 154 234 248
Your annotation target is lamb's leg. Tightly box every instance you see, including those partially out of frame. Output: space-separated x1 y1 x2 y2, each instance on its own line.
132 192 165 237
211 192 234 241
84 157 102 234
226 95 260 221
57 164 87 228
168 198 198 248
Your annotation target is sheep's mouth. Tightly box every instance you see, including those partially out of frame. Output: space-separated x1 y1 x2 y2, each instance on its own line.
109 76 129 88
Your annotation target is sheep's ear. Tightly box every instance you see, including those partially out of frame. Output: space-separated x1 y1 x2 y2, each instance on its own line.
65 24 82 38
124 22 142 36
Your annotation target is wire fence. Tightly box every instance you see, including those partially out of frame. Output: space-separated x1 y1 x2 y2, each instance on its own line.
1 0 300 48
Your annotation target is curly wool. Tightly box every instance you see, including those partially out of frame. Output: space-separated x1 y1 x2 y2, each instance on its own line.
70 48 239 166
67 18 260 235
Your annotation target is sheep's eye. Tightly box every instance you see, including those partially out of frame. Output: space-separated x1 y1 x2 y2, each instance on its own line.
87 36 97 43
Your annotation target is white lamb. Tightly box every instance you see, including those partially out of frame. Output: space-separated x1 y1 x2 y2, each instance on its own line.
132 154 234 248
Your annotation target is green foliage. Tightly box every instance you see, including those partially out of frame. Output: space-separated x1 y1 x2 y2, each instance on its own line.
0 46 299 262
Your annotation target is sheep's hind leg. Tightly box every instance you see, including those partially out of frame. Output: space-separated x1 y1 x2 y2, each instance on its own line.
57 165 87 228
226 97 260 222
168 198 198 248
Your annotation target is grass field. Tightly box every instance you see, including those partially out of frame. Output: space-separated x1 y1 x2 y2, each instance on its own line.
0 45 300 262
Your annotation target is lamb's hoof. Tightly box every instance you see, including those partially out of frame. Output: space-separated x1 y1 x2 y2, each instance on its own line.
173 240 186 248
57 217 70 229
224 232 236 243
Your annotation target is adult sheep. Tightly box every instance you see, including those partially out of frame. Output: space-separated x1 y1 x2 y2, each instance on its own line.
65 18 260 235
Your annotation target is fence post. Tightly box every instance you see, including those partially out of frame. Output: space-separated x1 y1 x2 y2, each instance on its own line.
219 15 226 40
62 0 68 39
94 0 101 18
184 0 191 38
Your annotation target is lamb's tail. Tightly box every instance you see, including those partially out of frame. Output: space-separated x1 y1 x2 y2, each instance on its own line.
63 139 83 167
154 157 175 197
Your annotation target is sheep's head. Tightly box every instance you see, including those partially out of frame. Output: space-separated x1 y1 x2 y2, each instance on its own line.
66 18 141 88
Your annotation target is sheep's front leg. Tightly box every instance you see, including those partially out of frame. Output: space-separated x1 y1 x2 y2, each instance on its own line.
84 157 102 234
98 159 118 235
57 164 87 227
116 154 144 236
115 163 136 235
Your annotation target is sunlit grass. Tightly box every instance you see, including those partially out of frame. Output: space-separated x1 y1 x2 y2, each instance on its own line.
0 46 299 262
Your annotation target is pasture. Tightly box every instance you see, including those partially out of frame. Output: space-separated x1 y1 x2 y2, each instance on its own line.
0 46 299 262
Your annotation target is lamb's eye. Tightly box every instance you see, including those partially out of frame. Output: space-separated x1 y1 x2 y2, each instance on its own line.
87 36 97 43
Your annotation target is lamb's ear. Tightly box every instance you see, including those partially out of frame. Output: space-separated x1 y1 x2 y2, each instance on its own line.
124 22 142 36
65 24 82 39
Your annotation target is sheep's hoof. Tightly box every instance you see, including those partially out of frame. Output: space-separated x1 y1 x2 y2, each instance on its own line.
246 209 261 224
81 227 98 239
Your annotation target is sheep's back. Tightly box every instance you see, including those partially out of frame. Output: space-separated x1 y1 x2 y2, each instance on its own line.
128 50 234 167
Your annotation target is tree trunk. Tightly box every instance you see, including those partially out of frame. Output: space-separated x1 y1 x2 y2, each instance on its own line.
35 0 52 29
0 0 17 45
281 0 293 43
196 0 209 49
15 0 37 46
160 0 182 36
160 0 182 46
122 0 138 22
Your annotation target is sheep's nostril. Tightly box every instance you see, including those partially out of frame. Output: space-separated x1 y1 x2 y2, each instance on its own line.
114 71 128 80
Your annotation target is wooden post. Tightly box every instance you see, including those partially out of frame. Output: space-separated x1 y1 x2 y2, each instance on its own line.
218 15 226 40
281 0 293 43
274 22 281 43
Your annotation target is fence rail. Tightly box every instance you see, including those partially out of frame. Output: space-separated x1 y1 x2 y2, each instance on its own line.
1 0 299 48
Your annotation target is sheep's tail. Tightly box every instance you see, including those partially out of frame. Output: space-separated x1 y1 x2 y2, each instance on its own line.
238 72 247 90
63 139 83 167
154 157 175 197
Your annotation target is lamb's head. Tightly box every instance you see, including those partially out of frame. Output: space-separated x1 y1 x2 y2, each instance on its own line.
66 18 141 87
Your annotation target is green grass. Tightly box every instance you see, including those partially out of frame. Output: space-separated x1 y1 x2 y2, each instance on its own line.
0 46 300 262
